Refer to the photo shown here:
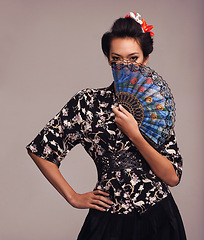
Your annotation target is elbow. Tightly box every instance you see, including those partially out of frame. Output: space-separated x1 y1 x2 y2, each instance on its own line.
27 150 37 161
168 175 180 187
27 149 33 156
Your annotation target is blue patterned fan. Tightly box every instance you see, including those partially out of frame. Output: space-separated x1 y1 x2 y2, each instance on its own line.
111 61 176 148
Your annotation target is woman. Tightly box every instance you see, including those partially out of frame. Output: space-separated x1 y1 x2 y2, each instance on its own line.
26 12 187 240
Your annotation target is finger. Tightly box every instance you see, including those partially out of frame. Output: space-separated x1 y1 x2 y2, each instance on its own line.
113 107 127 119
118 104 130 116
93 190 110 196
112 106 119 110
90 204 106 212
112 107 120 115
93 195 113 205
92 199 112 209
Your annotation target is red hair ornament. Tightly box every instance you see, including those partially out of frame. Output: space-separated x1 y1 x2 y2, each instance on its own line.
125 12 154 37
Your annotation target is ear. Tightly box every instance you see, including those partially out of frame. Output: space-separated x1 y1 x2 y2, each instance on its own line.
143 55 149 66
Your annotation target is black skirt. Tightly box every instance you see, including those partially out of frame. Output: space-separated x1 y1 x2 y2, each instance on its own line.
77 193 186 240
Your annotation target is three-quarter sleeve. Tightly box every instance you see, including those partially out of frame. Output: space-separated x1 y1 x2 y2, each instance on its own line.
26 91 84 167
158 129 183 183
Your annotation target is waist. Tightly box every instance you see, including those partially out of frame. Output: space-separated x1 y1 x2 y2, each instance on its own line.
90 192 174 217
94 167 170 215
96 149 150 178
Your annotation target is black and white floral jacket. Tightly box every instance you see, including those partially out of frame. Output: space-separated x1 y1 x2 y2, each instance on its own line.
26 82 183 215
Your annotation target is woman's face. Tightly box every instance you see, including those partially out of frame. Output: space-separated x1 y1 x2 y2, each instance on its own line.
108 37 148 66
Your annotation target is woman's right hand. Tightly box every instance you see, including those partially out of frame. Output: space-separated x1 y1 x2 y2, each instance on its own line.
27 151 113 212
69 190 114 212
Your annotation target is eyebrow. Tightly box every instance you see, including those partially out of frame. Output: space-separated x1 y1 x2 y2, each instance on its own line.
111 52 139 56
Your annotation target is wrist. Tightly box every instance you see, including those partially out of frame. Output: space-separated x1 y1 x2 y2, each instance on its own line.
129 130 143 143
65 188 78 204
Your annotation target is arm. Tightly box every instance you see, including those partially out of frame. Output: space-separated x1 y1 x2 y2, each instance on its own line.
112 105 179 187
28 150 113 211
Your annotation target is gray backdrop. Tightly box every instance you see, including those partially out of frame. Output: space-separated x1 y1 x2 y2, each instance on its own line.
1 0 203 239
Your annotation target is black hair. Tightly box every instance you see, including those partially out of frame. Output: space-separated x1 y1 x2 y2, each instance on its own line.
101 17 153 60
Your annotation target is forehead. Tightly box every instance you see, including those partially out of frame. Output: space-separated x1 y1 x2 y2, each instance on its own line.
110 37 142 55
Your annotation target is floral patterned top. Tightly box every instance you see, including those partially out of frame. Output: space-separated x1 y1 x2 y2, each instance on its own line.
26 82 183 215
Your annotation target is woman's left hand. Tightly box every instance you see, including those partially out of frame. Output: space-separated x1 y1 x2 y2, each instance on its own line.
112 104 141 141
112 105 179 187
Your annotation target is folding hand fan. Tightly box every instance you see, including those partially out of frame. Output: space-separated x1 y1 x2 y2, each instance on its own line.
111 61 176 148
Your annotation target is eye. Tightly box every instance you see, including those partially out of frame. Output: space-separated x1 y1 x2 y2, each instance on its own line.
130 56 138 61
112 56 120 61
